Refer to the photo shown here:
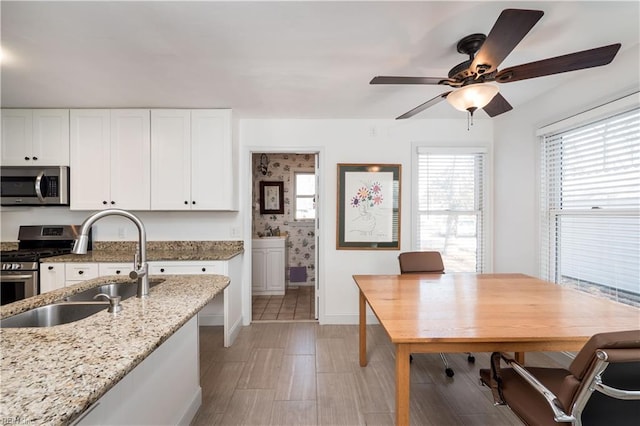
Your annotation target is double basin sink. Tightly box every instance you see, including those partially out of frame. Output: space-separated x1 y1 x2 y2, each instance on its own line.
0 279 164 328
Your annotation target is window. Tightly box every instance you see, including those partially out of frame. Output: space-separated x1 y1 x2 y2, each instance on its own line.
540 107 640 306
415 148 488 272
293 171 315 220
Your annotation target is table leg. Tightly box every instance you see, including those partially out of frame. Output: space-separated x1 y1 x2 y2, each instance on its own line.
515 352 525 364
359 290 367 367
396 344 411 426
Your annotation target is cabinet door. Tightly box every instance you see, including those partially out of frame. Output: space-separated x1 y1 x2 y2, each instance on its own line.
70 110 111 210
151 110 191 210
32 109 70 166
40 263 66 294
110 109 150 209
1 109 33 165
251 248 267 292
191 109 234 210
265 248 285 291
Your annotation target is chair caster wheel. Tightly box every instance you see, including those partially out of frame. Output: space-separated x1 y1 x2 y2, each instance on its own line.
468 355 476 363
445 368 455 377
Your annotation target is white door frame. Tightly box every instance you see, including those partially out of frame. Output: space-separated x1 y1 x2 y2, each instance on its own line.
242 146 324 324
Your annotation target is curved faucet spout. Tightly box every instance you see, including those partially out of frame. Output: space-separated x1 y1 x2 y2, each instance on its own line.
73 209 149 298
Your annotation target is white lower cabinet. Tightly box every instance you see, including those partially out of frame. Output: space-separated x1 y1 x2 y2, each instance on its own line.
73 316 201 426
149 258 243 347
39 263 66 294
252 238 286 295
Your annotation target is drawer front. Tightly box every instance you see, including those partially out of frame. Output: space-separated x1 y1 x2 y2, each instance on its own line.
149 262 225 275
99 263 134 277
65 263 99 281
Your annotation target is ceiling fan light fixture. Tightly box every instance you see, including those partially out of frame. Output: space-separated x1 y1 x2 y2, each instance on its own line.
446 83 499 112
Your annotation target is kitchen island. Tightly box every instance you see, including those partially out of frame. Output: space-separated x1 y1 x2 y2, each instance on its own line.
0 273 229 425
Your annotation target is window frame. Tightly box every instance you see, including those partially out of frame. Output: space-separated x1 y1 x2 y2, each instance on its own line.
291 169 316 222
411 145 492 273
538 104 640 306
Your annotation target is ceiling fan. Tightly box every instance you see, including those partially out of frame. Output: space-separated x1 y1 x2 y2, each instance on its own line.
371 8 621 120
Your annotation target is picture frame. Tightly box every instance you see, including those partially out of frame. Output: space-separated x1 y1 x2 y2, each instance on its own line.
259 181 284 214
336 163 401 250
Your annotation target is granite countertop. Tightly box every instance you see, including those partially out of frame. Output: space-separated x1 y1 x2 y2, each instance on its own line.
40 240 244 263
0 274 229 425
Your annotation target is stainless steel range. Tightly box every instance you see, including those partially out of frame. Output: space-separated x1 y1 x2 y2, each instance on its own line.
0 225 92 305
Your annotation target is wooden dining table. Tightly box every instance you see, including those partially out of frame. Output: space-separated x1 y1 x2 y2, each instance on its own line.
353 273 640 426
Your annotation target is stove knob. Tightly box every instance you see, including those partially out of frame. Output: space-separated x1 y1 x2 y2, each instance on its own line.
14 264 22 270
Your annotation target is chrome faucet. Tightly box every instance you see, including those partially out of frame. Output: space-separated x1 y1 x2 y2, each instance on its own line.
72 209 150 298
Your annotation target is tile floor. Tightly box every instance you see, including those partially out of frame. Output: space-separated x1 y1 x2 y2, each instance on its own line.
252 285 315 321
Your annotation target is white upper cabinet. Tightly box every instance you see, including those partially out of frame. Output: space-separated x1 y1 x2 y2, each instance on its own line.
151 109 236 210
70 109 150 210
1 109 70 166
150 109 192 210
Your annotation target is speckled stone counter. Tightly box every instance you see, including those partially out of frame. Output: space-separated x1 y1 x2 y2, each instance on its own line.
42 240 243 263
0 274 229 425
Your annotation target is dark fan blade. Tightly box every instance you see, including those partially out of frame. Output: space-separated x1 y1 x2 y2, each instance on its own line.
483 92 513 117
370 76 449 85
495 44 621 83
471 9 544 76
396 92 452 120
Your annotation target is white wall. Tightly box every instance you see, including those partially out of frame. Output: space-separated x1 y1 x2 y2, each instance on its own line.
240 119 493 323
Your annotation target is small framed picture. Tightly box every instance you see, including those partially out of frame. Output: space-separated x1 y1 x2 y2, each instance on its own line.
260 181 284 214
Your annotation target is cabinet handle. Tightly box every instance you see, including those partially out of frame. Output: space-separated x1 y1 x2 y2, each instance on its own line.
192 201 196 205
115 270 121 274
24 156 30 161
48 266 54 270
110 201 115 205
160 268 165 273
32 156 38 161
202 267 206 272
78 270 84 275
184 201 188 205
103 201 108 205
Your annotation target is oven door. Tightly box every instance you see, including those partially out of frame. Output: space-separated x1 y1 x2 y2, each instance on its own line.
0 270 38 305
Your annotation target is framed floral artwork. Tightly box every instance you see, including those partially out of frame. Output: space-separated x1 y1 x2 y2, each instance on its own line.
336 163 401 249
260 181 284 214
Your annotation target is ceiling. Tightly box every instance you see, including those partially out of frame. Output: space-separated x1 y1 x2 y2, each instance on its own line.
1 1 638 119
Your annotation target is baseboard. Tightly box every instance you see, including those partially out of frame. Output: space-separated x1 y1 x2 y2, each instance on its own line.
178 386 202 426
225 315 243 347
197 312 223 326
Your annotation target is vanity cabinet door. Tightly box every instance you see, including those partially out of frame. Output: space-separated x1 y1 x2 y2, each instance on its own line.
40 263 66 294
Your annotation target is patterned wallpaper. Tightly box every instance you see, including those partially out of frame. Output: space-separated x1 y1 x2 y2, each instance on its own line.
252 153 316 286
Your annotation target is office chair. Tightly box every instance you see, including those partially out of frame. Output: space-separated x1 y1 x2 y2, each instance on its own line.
480 329 640 425
397 251 475 377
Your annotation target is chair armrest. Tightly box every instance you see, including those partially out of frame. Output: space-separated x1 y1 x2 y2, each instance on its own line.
504 357 576 423
593 349 640 400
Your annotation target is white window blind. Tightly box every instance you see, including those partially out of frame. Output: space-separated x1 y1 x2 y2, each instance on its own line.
416 148 487 272
293 172 316 220
540 107 640 306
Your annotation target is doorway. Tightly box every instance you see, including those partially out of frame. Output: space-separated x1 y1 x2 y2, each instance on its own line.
250 152 319 322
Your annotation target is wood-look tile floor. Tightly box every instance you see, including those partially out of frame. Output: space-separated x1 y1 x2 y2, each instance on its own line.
252 286 315 321
192 323 568 425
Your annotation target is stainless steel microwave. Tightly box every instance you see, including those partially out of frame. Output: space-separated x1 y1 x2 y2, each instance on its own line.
0 166 70 206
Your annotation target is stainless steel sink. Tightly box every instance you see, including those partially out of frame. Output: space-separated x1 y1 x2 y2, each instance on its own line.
63 278 165 302
0 302 109 328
